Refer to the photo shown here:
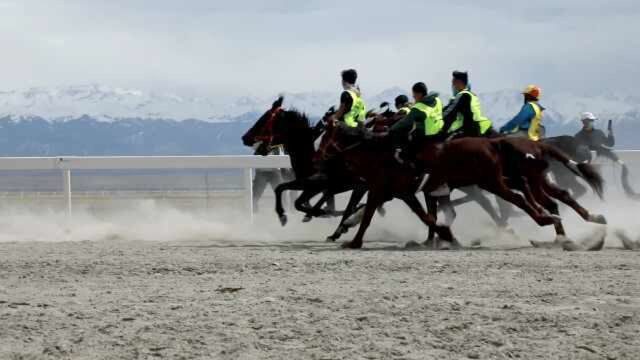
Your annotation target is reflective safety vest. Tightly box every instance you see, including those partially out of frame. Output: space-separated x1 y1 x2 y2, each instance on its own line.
527 102 544 141
448 89 493 135
343 90 366 127
413 98 444 136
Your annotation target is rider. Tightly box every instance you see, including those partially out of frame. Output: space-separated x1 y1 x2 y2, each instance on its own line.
499 85 545 141
334 69 366 127
310 69 366 181
391 82 444 163
442 71 496 138
395 95 412 116
574 112 617 161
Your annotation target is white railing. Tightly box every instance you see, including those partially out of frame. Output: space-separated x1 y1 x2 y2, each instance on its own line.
0 155 291 221
0 151 637 219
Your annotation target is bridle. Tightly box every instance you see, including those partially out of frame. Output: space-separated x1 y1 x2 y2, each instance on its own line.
255 107 283 146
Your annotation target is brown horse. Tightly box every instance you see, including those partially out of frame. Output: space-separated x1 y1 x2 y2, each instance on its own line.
317 120 564 249
413 136 607 250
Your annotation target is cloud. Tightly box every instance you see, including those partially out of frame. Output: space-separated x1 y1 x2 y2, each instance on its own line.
0 0 637 98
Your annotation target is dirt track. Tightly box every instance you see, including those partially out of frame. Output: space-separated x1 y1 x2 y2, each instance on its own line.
1 239 639 360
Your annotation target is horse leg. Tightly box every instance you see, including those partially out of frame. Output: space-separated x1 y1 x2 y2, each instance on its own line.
328 186 367 242
302 191 331 223
424 194 437 243
402 194 456 249
462 186 506 228
525 177 567 241
275 180 304 226
342 189 384 249
480 179 557 227
325 194 337 213
542 179 607 225
294 187 325 218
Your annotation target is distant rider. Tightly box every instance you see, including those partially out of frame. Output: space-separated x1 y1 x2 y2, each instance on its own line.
574 112 617 162
499 85 545 141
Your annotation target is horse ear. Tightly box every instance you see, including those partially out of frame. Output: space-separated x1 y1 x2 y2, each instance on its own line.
380 101 389 108
272 95 284 109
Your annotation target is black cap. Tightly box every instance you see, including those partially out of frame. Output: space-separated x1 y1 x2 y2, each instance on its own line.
452 71 469 85
395 95 409 106
341 69 358 85
412 82 428 96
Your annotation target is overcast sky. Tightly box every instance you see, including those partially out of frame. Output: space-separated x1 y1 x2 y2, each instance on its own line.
1 0 638 97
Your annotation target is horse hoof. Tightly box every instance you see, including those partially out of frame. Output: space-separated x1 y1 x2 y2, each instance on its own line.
326 235 338 243
302 215 312 223
341 241 363 249
437 241 452 251
588 214 607 225
279 215 288 227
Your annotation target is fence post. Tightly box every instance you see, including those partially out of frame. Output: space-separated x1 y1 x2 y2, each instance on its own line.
63 168 72 217
244 168 254 223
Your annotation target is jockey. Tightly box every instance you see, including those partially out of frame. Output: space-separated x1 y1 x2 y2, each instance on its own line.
499 85 545 141
310 69 366 181
391 82 444 163
394 95 413 116
442 71 496 138
335 69 366 127
574 112 617 161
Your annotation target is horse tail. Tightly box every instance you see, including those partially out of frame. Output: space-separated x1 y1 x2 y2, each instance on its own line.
621 163 640 200
540 143 605 199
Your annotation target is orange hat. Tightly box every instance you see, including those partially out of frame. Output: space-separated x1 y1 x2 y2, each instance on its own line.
522 85 541 99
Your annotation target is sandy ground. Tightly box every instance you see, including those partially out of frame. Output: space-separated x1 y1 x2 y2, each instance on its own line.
1 237 639 360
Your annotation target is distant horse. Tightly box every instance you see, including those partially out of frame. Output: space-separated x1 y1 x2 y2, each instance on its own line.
543 135 640 200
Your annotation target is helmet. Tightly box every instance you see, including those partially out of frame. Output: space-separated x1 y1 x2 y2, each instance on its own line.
522 85 541 99
581 112 597 121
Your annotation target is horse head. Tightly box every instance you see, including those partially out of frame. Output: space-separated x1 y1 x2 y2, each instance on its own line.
241 96 285 155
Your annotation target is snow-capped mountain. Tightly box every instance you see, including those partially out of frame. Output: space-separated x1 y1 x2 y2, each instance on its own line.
0 84 638 156
1 84 639 126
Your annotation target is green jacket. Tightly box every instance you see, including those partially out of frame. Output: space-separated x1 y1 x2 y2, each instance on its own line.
391 92 440 142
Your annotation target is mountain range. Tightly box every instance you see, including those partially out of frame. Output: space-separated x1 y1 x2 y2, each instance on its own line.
0 84 638 156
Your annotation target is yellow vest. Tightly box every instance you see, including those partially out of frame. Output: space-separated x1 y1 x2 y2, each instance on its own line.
343 90 366 127
528 102 544 141
449 89 492 135
413 98 444 135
